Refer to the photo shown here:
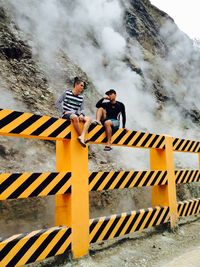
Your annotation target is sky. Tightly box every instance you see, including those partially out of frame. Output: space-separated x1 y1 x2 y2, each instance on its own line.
150 0 199 39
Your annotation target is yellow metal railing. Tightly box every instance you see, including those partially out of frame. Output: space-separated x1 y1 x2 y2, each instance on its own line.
0 108 199 266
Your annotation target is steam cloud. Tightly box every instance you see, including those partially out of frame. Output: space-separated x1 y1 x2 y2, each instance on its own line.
5 0 200 169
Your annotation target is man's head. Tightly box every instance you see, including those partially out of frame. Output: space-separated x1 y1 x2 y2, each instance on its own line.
73 77 86 94
105 89 116 101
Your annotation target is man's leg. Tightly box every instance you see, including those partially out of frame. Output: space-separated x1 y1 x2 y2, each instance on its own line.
95 107 106 124
104 120 113 147
71 115 81 136
79 116 92 141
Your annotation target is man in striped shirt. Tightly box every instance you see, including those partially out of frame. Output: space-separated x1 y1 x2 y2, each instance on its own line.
55 77 91 147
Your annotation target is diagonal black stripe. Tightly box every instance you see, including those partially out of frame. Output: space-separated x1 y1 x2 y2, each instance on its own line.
155 136 165 148
89 172 98 185
173 138 179 147
190 201 198 215
140 133 153 147
0 173 21 194
175 139 185 150
158 171 168 185
179 204 186 217
192 142 199 152
26 229 60 264
48 173 71 195
134 171 146 187
142 171 154 186
5 229 46 266
88 124 97 132
48 121 71 137
187 141 195 152
64 132 71 139
187 170 195 183
175 170 183 183
180 170 189 184
112 129 127 144
30 117 57 136
143 209 157 229
114 213 131 238
181 140 190 151
103 172 120 190
184 201 193 216
29 173 58 197
148 135 160 148
90 218 110 243
89 127 105 142
151 171 163 186
0 111 22 129
0 234 25 261
159 207 170 224
123 131 138 145
47 228 71 257
114 172 129 189
194 171 200 182
131 132 146 146
194 200 200 214
124 212 140 235
7 173 41 199
89 220 99 235
152 207 165 226
134 210 149 232
124 171 138 188
102 215 122 240
10 115 41 134
91 172 109 191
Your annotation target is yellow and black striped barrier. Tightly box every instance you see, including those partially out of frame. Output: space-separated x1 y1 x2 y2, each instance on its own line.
89 170 167 191
0 107 200 265
88 125 166 149
0 226 71 267
178 198 200 217
89 206 169 243
175 170 200 184
0 109 71 140
0 172 71 200
173 137 200 153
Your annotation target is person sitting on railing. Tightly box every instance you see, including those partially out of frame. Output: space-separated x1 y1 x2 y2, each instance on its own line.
55 77 92 147
93 89 127 151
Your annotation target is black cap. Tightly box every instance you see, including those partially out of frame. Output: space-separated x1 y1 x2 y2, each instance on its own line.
105 89 116 95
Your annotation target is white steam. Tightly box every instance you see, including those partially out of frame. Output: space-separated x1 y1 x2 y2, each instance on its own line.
5 0 200 169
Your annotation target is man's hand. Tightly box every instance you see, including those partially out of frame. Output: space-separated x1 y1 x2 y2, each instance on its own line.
79 114 85 121
104 95 110 100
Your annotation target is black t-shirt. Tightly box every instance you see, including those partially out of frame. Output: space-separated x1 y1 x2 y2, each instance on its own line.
96 98 126 127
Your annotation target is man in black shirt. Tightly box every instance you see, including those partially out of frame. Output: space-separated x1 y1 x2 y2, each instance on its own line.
94 89 127 151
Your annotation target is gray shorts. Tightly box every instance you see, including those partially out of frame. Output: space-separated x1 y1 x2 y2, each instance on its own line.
105 119 120 129
62 112 79 120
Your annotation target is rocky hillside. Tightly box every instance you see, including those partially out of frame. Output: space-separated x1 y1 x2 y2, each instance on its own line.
0 0 199 238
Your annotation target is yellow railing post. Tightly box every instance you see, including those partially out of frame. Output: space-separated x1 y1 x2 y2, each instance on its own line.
55 125 89 258
199 153 200 169
150 135 178 229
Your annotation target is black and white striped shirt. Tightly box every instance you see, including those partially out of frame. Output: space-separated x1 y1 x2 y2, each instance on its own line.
55 89 85 116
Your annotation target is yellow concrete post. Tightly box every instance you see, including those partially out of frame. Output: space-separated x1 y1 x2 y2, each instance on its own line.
150 135 178 229
55 126 89 258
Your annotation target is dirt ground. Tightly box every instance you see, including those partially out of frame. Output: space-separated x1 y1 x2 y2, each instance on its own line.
34 215 200 267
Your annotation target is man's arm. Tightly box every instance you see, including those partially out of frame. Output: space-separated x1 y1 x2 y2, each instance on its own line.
96 98 105 108
121 103 126 128
80 98 85 116
55 90 66 113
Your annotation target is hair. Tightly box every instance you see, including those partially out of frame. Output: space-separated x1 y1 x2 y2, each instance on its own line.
73 76 86 89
